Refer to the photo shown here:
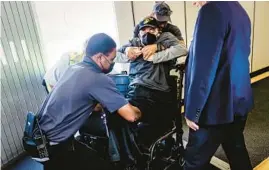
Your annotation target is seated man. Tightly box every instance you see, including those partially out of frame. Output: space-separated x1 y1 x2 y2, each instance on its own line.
116 17 187 145
43 50 85 93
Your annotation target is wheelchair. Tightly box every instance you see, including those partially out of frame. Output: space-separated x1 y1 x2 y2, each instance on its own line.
75 62 186 170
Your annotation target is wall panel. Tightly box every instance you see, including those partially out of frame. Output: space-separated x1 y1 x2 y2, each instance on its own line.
0 1 47 166
252 2 269 71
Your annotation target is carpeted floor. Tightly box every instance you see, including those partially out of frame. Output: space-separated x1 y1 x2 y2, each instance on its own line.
183 77 269 167
214 77 269 167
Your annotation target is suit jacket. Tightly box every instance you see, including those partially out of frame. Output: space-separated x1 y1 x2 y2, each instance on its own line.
184 1 254 125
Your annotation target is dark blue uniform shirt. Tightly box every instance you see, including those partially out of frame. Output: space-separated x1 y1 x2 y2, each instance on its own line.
38 57 128 142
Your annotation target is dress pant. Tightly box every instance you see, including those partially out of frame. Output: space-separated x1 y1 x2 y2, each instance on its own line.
184 116 252 170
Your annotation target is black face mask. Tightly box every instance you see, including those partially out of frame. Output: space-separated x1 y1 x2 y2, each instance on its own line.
142 33 157 45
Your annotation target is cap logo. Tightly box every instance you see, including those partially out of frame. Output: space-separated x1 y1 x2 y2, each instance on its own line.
143 17 153 24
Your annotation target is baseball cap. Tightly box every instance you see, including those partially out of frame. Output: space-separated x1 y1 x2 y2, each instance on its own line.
138 17 158 31
153 2 172 22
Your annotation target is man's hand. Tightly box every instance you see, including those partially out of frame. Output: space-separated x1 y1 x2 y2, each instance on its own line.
143 55 153 62
141 44 157 59
118 103 142 122
185 117 199 131
125 47 142 61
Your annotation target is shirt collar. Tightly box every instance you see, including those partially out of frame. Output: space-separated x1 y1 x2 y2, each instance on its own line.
83 56 102 73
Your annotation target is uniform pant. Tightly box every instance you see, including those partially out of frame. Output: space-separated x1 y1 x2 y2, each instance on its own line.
184 116 252 170
43 138 115 170
43 139 78 170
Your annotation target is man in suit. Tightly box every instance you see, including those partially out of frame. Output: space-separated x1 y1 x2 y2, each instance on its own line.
184 1 253 170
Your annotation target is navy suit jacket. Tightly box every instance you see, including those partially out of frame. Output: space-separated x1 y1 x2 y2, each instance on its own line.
184 1 254 125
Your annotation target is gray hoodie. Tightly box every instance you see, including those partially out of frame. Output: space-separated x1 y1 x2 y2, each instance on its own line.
115 32 187 92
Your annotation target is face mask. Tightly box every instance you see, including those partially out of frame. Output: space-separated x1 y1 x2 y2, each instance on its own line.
101 55 115 74
142 32 157 45
104 62 115 74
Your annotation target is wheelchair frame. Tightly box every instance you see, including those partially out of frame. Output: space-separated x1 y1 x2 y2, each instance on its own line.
128 63 186 170
76 63 186 170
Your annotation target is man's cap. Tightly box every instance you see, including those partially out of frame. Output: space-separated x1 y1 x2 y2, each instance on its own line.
138 17 158 31
153 2 172 22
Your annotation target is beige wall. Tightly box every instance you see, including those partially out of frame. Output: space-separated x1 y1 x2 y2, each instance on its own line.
114 1 269 73
252 2 269 71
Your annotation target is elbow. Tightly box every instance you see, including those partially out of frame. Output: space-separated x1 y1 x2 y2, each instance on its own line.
182 49 188 56
179 44 188 56
179 46 188 57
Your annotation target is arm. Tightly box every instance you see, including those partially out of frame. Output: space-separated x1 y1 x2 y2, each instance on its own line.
116 38 142 62
148 32 187 63
152 43 187 64
185 3 227 122
118 44 130 54
167 23 184 41
90 76 141 122
166 23 186 48
117 104 141 122
113 52 130 63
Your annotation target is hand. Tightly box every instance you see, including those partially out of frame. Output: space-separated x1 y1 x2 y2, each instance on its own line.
185 117 199 131
125 47 142 61
93 103 103 112
179 40 186 47
143 55 153 62
132 106 142 121
141 44 157 59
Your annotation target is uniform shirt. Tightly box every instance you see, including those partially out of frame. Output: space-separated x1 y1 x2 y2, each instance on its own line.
116 32 187 92
38 57 128 142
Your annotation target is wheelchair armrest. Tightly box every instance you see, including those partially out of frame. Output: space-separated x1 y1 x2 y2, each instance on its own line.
175 56 186 72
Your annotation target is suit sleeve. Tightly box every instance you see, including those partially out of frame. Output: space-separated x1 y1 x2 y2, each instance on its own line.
185 3 227 122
